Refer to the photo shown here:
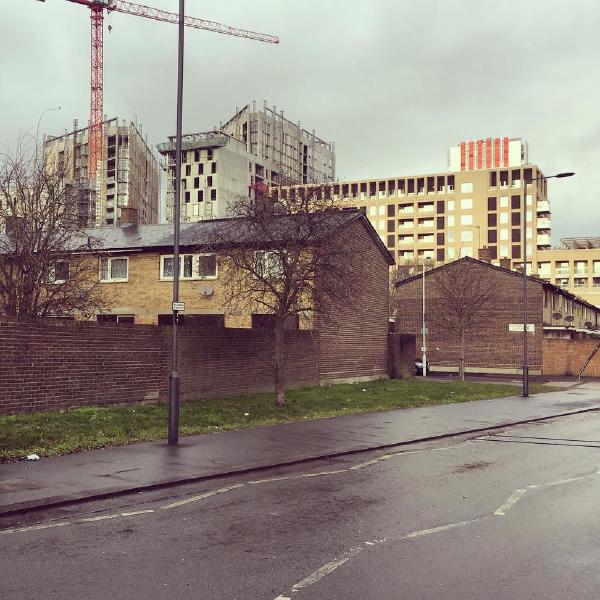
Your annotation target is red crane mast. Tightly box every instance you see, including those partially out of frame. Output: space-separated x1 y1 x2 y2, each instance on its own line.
39 0 279 182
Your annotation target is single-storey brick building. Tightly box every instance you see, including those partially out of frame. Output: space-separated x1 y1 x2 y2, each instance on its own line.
394 257 600 376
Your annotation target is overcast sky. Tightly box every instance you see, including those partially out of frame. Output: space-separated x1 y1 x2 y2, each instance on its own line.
1 0 598 239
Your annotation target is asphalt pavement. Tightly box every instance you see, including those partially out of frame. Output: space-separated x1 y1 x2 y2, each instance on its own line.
3 410 600 599
3 381 600 515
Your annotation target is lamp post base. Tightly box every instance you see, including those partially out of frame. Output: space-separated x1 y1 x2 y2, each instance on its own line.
168 372 180 445
522 365 529 398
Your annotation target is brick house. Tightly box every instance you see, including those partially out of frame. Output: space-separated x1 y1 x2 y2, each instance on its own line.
394 257 600 376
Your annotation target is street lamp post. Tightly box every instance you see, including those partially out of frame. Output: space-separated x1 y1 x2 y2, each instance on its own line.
168 0 185 445
35 106 61 165
521 170 574 397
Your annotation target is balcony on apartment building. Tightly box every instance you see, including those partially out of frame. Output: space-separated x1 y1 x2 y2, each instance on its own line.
536 234 551 246
398 219 414 229
417 218 435 229
398 204 415 214
537 217 551 230
537 200 550 212
418 202 435 213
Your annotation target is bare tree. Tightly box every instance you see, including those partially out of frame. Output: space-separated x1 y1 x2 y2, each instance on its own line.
207 187 360 406
429 259 496 380
0 139 110 319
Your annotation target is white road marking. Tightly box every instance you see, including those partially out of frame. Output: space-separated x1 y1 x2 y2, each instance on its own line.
160 483 245 510
291 547 363 592
494 488 527 516
1 521 72 535
403 520 477 539
120 510 155 517
78 514 120 523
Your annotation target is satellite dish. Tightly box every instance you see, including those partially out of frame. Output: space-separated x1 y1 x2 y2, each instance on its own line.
201 285 214 297
552 312 562 320
565 315 575 323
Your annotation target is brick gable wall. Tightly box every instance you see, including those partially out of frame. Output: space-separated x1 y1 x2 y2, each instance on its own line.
394 261 544 374
316 220 391 382
543 332 600 377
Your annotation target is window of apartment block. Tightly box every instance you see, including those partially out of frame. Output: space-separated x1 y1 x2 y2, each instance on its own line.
499 245 509 258
461 230 474 242
488 213 497 227
388 180 396 195
427 177 435 193
369 206 377 217
207 148 213 160
378 220 385 230
437 200 445 214
437 217 444 229
100 257 128 282
460 182 473 194
524 168 532 184
407 179 415 194
194 150 200 162
47 260 70 284
488 230 497 244
378 205 386 216
460 214 473 225
437 232 444 245
447 175 455 190
198 163 204 175
511 212 521 226
538 262 551 278
526 195 533 206
447 215 455 227
447 247 456 258
436 176 445 192
460 198 473 210
387 235 395 248
197 190 204 202
398 179 406 194
574 260 588 274
447 200 455 211
211 189 217 201
387 204 395 217
194 177 200 189
460 247 474 258
499 196 509 208
500 212 509 224
499 228 509 241
447 231 455 243
512 229 521 242
511 245 521 259
437 248 445 262
207 176 213 187
499 171 509 187
489 172 497 188
387 220 395 232
185 191 190 203
417 178 425 193
511 195 521 209
211 162 217 174
511 169 521 186
488 197 497 211
185 164 191 177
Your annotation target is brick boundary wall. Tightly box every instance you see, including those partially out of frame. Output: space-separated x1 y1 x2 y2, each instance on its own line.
543 332 600 377
0 319 321 415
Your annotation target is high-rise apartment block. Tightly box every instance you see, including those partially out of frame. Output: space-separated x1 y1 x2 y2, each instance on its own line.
277 138 550 270
158 101 335 223
44 118 160 227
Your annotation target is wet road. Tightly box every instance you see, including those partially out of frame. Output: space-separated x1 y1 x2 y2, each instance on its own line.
3 411 600 599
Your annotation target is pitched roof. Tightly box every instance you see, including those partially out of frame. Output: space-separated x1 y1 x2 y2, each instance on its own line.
0 209 394 265
395 256 600 315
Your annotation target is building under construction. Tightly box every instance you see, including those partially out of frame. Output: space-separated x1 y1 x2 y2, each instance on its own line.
158 100 336 222
44 118 160 227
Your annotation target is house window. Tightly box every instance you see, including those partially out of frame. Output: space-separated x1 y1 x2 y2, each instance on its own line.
160 254 218 280
198 163 204 175
211 162 217 174
100 257 128 282
210 189 217 201
48 260 70 284
97 314 135 324
254 251 284 278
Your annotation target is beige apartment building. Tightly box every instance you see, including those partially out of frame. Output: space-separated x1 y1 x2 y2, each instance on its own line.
534 238 600 308
275 138 550 270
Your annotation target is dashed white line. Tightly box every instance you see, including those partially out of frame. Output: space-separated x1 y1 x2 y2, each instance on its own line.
494 488 527 516
291 547 363 592
160 483 245 510
403 519 477 539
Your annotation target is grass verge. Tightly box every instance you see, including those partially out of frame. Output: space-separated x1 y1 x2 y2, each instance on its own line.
0 378 558 461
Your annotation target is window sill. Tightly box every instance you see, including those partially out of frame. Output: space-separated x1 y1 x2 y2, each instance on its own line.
100 279 129 283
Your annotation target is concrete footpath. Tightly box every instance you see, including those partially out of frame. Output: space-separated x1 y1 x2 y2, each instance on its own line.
2 382 600 516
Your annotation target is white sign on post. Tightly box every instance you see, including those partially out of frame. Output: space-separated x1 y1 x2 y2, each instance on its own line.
508 323 534 332
172 302 185 312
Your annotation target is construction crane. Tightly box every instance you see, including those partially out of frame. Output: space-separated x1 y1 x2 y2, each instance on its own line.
36 0 279 182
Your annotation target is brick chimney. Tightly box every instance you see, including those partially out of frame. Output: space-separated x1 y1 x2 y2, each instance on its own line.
120 207 138 227
499 257 511 270
477 246 492 263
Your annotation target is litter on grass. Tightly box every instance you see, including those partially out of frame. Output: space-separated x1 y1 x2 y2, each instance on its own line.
26 454 40 461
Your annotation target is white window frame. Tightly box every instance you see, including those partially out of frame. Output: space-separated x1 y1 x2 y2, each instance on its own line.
100 256 129 283
254 250 284 279
160 253 218 281
47 260 70 285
